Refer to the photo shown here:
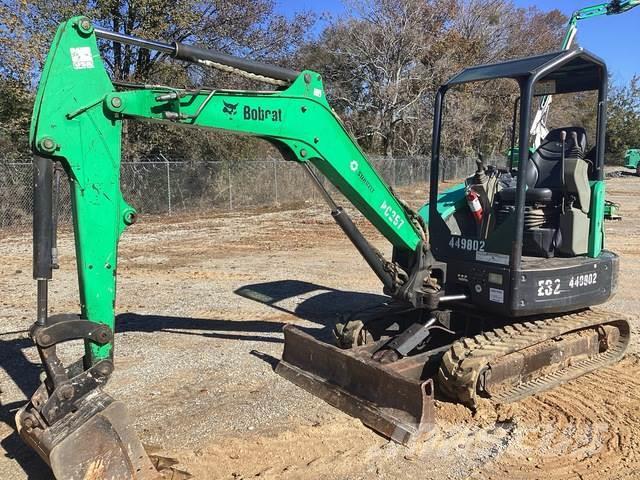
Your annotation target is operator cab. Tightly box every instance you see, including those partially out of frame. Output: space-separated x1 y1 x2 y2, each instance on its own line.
415 48 616 317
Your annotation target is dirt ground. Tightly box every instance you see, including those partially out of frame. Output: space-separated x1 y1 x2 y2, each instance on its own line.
2 173 640 480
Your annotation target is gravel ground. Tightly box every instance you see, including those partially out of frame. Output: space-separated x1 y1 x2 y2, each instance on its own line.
1 174 640 479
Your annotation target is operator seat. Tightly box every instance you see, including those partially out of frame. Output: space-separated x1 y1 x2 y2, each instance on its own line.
498 127 587 205
495 127 589 258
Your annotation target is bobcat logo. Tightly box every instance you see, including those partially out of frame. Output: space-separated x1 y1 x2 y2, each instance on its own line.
223 101 239 118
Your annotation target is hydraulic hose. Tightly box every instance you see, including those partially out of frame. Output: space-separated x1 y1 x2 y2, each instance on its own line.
94 28 300 83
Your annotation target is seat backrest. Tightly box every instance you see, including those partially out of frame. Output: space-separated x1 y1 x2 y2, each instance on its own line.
524 127 587 190
544 127 587 148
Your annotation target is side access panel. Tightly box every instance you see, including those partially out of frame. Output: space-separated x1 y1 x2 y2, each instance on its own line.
443 250 618 317
511 250 618 316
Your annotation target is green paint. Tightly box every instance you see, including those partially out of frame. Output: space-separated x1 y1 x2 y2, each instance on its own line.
103 83 421 251
31 17 135 363
588 180 606 257
31 18 424 365
418 183 466 224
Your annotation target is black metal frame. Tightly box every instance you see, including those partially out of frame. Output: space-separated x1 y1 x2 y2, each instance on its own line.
94 27 300 83
509 96 520 171
429 48 609 273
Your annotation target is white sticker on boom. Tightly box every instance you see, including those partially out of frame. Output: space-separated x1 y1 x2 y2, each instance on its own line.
313 88 323 98
70 47 94 69
489 288 504 304
476 251 510 266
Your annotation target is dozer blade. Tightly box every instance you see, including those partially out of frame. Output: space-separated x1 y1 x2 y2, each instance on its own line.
16 388 161 480
276 324 435 445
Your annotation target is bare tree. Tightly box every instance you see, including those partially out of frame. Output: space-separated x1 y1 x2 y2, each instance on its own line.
0 0 314 161
436 1 567 157
606 75 640 162
301 0 457 156
300 0 566 158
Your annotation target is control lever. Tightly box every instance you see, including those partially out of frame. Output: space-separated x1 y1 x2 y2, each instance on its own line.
476 152 485 171
474 152 487 184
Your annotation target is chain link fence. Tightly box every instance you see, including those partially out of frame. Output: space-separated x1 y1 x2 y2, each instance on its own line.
0 156 482 229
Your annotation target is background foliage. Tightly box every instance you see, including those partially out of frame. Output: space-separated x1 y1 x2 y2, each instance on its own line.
0 0 637 164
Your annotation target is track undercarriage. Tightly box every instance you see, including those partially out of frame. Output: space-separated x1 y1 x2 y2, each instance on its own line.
277 306 631 444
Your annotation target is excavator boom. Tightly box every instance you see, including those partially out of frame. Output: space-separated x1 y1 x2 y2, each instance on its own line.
29 16 432 365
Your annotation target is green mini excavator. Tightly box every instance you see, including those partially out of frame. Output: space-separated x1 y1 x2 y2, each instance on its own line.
18 16 631 479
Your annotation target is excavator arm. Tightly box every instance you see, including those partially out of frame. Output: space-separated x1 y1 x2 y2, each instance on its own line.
20 16 436 479
30 17 433 361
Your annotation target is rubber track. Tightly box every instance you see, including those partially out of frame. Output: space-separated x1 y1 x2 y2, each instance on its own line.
437 308 631 408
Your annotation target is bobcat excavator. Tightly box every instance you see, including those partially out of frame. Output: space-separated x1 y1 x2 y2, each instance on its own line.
17 15 631 479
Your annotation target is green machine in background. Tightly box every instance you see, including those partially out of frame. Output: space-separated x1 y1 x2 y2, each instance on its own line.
605 200 622 220
507 0 639 155
530 0 639 148
602 148 640 221
17 15 632 480
624 148 640 174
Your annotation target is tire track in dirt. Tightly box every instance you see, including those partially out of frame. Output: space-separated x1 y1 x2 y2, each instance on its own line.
475 355 640 479
164 419 388 480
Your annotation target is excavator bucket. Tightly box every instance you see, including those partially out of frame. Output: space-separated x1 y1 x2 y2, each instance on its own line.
276 325 435 445
16 388 160 480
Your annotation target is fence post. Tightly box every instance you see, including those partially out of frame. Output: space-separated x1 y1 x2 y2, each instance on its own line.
160 154 172 215
393 157 397 188
273 158 278 204
167 162 172 215
228 164 233 210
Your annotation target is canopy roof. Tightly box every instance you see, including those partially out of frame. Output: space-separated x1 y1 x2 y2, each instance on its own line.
444 48 607 95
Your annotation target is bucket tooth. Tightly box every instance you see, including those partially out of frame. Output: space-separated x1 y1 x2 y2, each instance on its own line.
276 324 435 445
